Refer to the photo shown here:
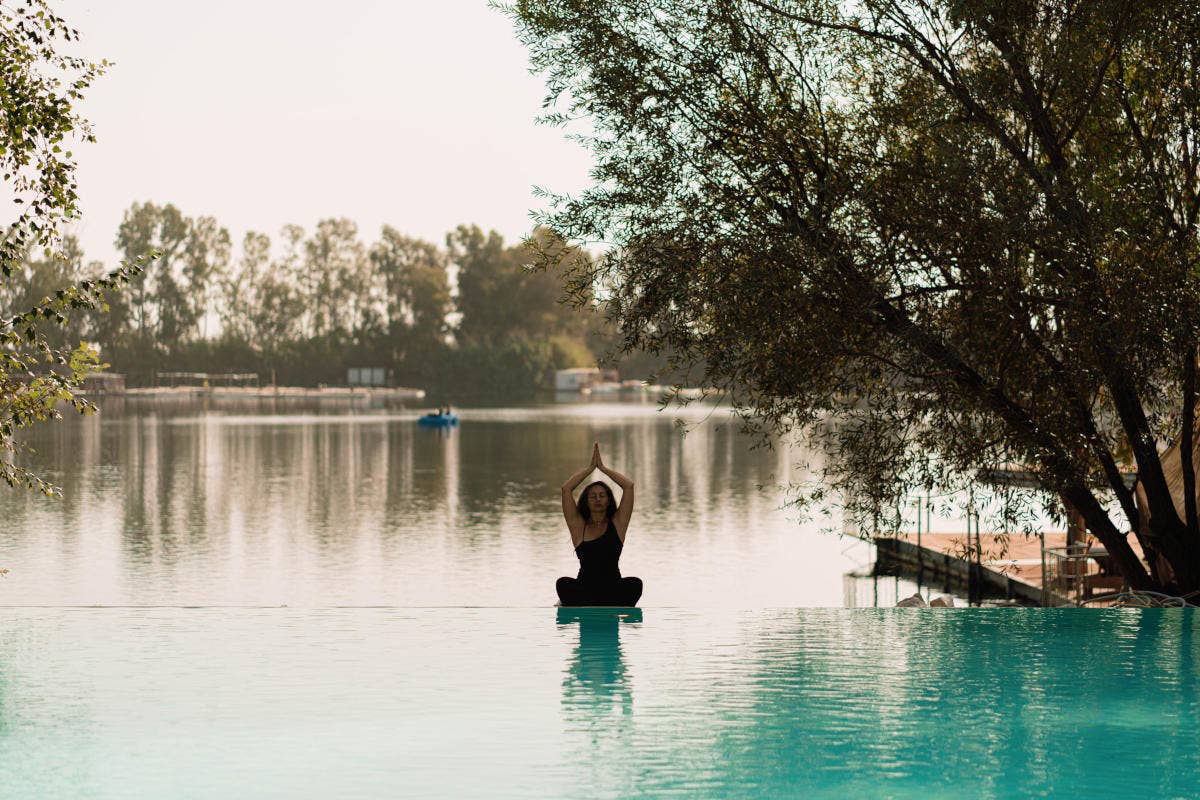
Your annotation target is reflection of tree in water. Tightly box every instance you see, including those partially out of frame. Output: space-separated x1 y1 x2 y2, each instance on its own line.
558 608 642 724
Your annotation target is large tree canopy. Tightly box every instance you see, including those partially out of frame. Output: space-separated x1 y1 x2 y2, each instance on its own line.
0 0 141 494
508 0 1200 593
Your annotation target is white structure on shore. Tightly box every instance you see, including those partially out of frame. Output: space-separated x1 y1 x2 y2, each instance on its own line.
554 367 618 392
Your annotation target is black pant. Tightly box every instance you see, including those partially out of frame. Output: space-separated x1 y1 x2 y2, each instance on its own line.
556 576 643 607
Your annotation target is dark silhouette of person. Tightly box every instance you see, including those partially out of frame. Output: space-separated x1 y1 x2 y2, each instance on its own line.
556 442 643 606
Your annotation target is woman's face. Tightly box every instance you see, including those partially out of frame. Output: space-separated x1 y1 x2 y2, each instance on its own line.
586 484 610 519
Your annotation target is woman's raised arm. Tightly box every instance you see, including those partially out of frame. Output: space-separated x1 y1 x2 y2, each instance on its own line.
595 448 634 538
561 446 598 538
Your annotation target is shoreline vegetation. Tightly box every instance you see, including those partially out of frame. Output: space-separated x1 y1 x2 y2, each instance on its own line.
3 207 694 405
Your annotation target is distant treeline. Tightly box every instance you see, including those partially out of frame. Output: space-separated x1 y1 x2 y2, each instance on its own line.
1 202 677 400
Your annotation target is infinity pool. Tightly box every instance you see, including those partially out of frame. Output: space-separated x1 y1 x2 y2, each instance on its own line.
0 608 1194 798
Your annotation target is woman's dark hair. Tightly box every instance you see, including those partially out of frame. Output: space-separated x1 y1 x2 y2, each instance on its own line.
577 481 617 522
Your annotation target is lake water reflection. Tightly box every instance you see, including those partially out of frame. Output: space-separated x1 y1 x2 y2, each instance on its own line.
1 399 871 607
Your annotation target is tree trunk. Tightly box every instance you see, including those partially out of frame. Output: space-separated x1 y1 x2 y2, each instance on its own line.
1061 482 1153 590
1148 513 1200 594
1133 482 1163 586
1181 347 1197 541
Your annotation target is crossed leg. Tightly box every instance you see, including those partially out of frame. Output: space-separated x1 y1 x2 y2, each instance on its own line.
556 576 643 607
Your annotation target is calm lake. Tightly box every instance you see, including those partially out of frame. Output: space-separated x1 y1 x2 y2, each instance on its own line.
2 399 1197 799
1 398 873 608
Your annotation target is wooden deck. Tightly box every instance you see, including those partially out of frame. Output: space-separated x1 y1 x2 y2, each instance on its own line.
874 531 1141 606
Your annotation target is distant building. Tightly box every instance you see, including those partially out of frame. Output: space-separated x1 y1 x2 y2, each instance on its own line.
347 367 390 387
82 372 126 395
554 367 618 392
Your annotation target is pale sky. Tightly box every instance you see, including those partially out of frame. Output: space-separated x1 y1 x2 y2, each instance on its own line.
66 0 593 264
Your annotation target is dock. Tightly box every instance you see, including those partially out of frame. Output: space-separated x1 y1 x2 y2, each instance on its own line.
94 385 429 411
873 531 1136 606
78 371 426 405
123 386 426 401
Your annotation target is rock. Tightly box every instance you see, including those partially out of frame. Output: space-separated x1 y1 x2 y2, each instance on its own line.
896 593 927 607
929 595 955 607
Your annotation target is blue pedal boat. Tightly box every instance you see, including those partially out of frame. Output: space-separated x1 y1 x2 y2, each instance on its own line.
417 412 459 428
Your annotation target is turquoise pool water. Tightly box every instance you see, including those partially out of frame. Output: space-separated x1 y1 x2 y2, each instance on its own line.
0 608 1194 799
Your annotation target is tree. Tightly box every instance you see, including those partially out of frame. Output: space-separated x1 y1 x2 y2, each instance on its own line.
509 0 1200 593
251 268 303 355
408 245 452 349
216 229 317 365
448 224 526 343
1 1 142 494
368 227 451 368
184 215 231 340
449 223 592 344
302 218 367 339
114 202 185 346
220 231 270 343
523 226 597 341
114 202 225 351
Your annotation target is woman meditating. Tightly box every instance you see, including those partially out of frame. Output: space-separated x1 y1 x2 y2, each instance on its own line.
557 443 643 607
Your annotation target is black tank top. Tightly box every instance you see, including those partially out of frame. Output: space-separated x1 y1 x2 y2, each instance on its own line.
575 520 623 583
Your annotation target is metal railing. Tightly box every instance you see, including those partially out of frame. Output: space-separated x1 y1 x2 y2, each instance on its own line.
1041 545 1126 606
